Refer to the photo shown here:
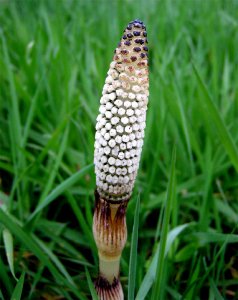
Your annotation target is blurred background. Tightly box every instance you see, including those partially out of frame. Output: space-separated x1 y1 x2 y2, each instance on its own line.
0 0 238 299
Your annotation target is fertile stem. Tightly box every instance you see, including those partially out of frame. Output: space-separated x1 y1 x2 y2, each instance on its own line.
93 19 149 299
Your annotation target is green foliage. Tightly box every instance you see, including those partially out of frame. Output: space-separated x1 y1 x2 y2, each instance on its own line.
3 228 17 281
85 267 98 300
128 194 140 299
152 146 176 299
10 273 25 300
0 0 238 299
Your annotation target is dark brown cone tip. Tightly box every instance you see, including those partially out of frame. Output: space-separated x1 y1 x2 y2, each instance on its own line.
119 19 148 61
95 276 123 300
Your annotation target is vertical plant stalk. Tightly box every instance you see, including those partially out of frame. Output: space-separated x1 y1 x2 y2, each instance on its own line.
93 19 149 299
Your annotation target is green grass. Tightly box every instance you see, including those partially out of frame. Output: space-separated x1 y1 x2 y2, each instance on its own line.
0 0 238 299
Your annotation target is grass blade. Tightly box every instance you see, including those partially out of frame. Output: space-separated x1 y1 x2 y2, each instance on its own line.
192 63 238 172
33 235 76 287
0 290 6 300
192 231 238 245
0 31 22 165
174 82 195 175
38 124 69 204
85 267 98 300
128 194 140 299
209 278 224 300
0 255 14 296
10 272 25 300
22 73 45 147
136 223 191 300
28 163 93 221
0 209 84 299
151 146 177 299
2 228 17 281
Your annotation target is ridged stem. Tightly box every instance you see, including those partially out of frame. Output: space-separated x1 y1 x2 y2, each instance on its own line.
93 192 128 299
